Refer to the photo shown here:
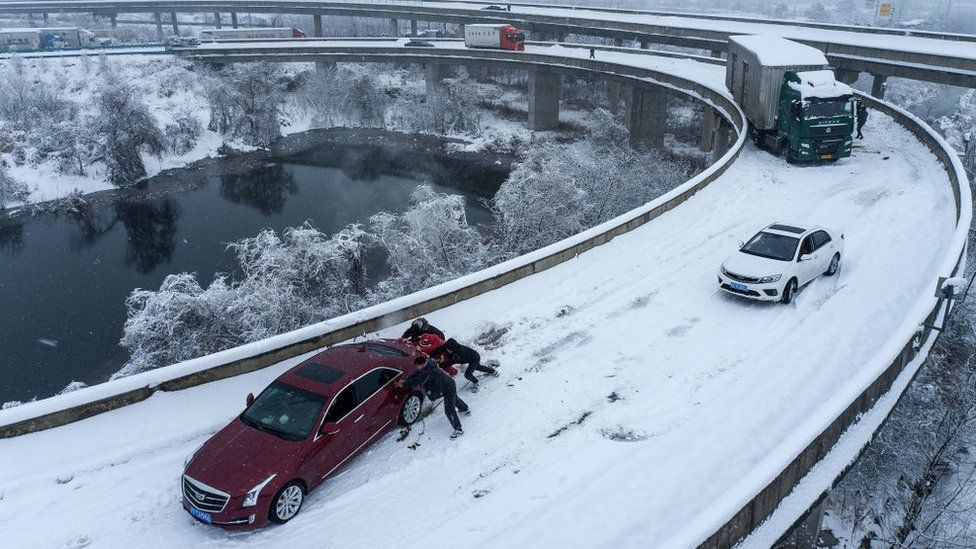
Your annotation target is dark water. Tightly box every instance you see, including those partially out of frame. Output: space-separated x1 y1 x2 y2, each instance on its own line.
0 129 509 403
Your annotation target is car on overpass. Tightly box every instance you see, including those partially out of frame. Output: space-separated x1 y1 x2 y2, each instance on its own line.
181 340 426 529
718 223 844 304
404 39 435 47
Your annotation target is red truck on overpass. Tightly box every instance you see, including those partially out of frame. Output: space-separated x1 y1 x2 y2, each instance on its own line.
463 24 524 51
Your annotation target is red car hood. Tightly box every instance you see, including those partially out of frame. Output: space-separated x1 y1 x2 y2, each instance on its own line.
185 418 305 496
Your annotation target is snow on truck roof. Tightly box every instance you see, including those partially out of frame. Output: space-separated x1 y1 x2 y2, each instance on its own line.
729 35 828 66
789 69 853 100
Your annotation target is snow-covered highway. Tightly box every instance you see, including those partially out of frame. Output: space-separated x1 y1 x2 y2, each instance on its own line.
0 111 956 548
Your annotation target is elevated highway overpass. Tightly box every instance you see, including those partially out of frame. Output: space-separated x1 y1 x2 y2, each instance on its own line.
2 0 976 90
0 21 971 549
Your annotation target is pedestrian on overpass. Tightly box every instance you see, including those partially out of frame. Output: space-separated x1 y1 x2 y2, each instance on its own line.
856 101 869 139
589 47 595 59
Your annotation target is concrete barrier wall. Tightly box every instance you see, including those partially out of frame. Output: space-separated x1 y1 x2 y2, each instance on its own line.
0 53 746 438
698 92 971 548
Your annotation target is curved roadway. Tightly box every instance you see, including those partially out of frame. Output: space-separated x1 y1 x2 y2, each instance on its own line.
0 40 961 548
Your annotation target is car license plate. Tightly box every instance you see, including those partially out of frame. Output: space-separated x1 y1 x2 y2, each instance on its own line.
729 282 747 291
189 506 212 523
820 154 832 159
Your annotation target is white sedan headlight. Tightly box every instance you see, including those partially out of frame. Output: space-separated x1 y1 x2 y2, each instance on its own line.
243 474 277 507
756 274 782 284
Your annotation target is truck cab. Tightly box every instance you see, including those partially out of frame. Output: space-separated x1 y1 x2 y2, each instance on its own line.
726 35 855 163
777 70 855 162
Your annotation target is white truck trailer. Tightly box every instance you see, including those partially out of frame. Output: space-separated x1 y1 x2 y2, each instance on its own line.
726 35 856 162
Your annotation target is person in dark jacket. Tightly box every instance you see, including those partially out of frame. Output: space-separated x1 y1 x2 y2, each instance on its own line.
400 317 445 343
430 338 498 393
400 356 469 438
856 102 868 139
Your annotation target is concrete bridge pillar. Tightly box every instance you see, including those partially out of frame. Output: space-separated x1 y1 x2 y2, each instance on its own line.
153 13 164 40
612 37 623 48
608 81 621 115
458 24 465 38
628 87 667 149
313 14 323 37
528 67 562 131
871 73 888 99
711 120 732 162
556 31 567 42
110 13 117 28
411 20 418 36
425 62 451 94
639 38 649 49
231 13 239 29
213 12 222 29
43 12 48 23
699 110 720 152
710 50 723 59
170 12 179 35
835 68 859 85
389 18 399 37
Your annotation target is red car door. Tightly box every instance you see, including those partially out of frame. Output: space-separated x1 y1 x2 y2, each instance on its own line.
353 367 403 441
302 382 365 486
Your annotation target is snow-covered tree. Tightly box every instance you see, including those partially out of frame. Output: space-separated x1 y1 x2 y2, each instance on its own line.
207 62 285 146
91 82 165 186
492 142 587 255
371 185 488 294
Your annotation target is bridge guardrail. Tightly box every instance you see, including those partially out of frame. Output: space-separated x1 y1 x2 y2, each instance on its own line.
690 92 971 548
0 49 747 438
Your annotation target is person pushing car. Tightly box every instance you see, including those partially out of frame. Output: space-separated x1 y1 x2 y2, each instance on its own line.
418 334 498 393
400 317 445 343
399 355 470 439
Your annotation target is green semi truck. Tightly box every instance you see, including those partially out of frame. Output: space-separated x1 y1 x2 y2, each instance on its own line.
726 35 856 163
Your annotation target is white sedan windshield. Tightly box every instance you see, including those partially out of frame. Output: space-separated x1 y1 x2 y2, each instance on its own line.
740 232 799 262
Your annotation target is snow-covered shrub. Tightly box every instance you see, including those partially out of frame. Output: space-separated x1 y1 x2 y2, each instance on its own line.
207 62 285 146
91 82 165 186
371 185 488 294
52 122 94 176
494 112 689 255
0 163 28 210
118 273 240 377
390 77 482 136
119 222 375 373
227 222 374 341
492 142 587 255
0 61 75 133
165 109 203 155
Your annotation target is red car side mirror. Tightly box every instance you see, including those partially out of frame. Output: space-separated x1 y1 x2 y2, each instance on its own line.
320 422 341 436
246 393 254 407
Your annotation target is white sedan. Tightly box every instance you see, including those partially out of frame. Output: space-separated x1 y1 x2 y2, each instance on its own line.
717 223 844 304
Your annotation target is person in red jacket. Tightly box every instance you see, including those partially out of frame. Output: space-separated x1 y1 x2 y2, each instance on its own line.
419 334 498 393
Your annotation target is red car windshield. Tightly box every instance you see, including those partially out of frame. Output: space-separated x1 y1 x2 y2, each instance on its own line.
241 381 327 441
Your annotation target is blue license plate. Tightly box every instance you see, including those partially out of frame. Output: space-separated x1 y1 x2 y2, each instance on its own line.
189 506 212 523
729 282 747 291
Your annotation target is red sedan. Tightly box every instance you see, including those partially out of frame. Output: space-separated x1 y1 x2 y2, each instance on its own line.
181 339 426 529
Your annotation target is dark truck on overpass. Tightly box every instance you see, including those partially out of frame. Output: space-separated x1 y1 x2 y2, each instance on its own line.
727 35 855 163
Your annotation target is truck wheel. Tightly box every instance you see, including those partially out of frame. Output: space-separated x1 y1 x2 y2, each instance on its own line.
785 145 797 164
